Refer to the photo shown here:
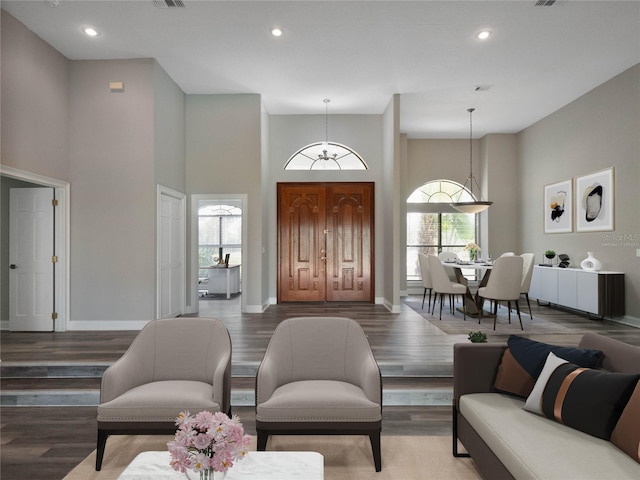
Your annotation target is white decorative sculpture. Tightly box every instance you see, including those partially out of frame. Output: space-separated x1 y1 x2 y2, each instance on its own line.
580 252 602 271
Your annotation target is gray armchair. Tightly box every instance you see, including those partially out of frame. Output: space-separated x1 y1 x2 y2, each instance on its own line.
96 317 231 470
255 317 383 471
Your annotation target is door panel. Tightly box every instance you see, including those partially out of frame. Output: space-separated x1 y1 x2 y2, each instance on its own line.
159 192 184 318
326 184 372 301
279 185 326 302
278 183 373 302
9 188 55 331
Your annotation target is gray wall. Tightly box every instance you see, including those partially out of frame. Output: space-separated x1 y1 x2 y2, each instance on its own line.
518 64 640 320
153 63 186 193
68 58 158 324
1 10 69 179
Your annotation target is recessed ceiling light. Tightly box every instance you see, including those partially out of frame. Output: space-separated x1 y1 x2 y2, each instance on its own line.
271 27 283 37
83 26 99 37
475 29 493 41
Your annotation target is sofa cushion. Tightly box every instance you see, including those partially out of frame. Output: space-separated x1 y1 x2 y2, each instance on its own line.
255 380 381 423
523 352 639 440
460 393 640 479
494 335 604 398
97 380 220 423
611 382 640 463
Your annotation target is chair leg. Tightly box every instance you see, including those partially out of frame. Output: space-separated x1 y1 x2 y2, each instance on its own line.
428 289 432 311
493 299 498 330
462 296 466 322
516 300 523 330
422 288 427 309
478 296 483 325
439 293 444 320
525 293 532 319
256 429 268 451
369 431 382 472
96 429 109 471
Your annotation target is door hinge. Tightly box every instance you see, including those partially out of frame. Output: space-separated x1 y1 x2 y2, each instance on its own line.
51 312 58 320
52 255 58 263
52 199 59 207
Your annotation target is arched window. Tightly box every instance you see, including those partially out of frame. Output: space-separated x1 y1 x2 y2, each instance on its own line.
406 180 477 281
284 142 368 170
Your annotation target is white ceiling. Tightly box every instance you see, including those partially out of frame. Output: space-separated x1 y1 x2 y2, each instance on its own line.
3 0 639 138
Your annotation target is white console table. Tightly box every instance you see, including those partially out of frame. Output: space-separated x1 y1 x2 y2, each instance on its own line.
117 451 323 480
529 266 624 318
202 265 241 299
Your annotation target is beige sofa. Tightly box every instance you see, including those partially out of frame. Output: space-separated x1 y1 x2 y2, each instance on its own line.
453 333 640 479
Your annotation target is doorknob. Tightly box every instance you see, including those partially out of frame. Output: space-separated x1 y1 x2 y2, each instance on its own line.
10 264 17 269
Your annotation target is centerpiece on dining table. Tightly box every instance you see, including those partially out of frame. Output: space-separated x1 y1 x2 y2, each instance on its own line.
168 410 252 480
465 242 481 262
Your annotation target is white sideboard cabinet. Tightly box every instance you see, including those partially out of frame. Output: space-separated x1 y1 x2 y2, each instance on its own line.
529 266 624 318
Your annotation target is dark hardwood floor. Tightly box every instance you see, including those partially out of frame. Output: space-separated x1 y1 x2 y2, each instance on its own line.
1 296 638 480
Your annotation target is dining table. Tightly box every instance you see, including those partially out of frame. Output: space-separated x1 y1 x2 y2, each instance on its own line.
442 260 494 317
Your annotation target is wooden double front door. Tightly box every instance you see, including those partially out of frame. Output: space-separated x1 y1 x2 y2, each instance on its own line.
278 183 374 303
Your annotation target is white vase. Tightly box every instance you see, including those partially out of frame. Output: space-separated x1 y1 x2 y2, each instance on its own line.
580 252 602 271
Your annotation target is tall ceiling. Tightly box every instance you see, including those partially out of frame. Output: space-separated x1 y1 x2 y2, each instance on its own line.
3 0 639 138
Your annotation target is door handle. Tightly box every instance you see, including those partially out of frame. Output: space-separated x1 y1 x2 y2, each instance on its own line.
10 264 17 269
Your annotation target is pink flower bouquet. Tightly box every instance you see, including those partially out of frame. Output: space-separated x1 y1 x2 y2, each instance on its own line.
168 410 252 477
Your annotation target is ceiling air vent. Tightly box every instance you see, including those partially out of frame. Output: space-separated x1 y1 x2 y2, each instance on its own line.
153 0 186 8
535 0 556 6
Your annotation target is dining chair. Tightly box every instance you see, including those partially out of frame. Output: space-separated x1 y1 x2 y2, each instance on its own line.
438 251 459 282
476 256 524 330
418 253 433 310
499 252 515 257
428 255 467 320
520 253 536 319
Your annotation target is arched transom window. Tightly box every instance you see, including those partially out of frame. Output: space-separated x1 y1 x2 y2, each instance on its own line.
284 142 368 170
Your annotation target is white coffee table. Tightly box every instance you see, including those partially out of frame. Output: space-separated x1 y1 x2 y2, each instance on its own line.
117 451 323 480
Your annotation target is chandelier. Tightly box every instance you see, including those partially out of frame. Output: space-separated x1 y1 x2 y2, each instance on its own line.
318 98 337 162
450 108 493 214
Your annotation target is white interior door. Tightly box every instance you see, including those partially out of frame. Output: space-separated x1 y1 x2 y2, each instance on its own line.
158 187 185 318
9 187 55 331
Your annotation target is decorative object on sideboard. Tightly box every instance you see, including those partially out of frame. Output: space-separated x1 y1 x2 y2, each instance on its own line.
558 253 570 268
580 252 602 271
541 250 556 266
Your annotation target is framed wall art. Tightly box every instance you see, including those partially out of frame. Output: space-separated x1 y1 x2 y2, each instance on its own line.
575 167 614 232
544 179 573 233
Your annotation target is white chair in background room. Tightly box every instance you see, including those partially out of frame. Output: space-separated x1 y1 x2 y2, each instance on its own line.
428 255 467 321
418 253 433 310
476 256 524 330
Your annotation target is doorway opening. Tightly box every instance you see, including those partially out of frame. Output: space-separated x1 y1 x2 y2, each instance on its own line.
1 166 69 331
191 194 246 314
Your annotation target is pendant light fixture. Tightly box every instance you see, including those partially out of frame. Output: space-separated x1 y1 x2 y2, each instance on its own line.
318 98 337 162
450 108 493 214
